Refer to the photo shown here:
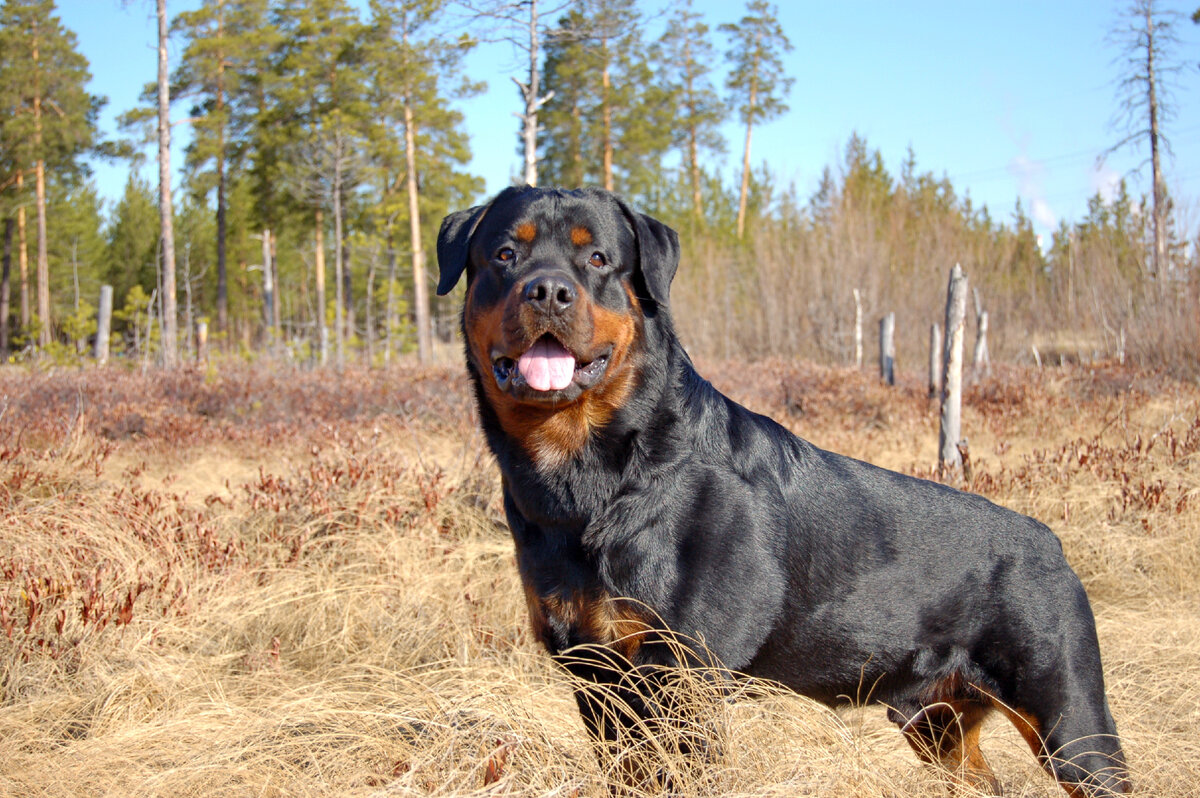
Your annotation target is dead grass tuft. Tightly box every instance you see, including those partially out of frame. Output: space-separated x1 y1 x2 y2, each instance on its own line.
1 361 1197 795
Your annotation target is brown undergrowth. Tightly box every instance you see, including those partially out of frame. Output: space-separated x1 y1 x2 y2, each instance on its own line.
0 361 1197 796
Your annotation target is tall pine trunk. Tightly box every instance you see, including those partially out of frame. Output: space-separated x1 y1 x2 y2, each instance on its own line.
404 96 431 363
333 157 345 370
601 38 613 192
32 28 50 348
314 209 328 366
735 46 760 240
384 224 396 364
1 218 11 351
157 0 178 366
34 159 49 348
17 171 29 334
683 38 702 220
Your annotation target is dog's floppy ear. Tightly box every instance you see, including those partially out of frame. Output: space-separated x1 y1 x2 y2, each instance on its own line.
616 197 680 307
436 203 488 296
437 186 529 295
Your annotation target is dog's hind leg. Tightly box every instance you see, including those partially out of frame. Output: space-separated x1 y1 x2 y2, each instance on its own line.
897 700 1001 796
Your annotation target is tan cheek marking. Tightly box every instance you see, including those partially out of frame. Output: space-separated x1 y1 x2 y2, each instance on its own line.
570 226 593 247
515 222 537 243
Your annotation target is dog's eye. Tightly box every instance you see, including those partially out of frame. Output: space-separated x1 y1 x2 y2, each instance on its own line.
496 247 515 263
588 252 607 268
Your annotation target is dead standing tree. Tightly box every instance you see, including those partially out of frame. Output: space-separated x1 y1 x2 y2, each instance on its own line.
939 264 968 479
458 0 569 186
1102 0 1184 285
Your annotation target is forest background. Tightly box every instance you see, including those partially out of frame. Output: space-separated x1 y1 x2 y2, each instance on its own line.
2 0 1200 376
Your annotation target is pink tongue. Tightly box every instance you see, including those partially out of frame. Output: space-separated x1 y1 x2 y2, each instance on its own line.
518 338 576 392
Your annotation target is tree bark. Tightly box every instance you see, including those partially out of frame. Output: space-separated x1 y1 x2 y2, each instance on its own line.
216 123 229 337
333 154 345 370
878 312 895 386
215 2 229 338
16 171 29 335
404 78 431 363
34 158 50 348
30 24 50 349
314 209 328 366
515 0 551 187
683 34 703 220
601 40 613 192
1144 3 1166 283
157 0 178 366
735 40 760 239
384 228 396 364
260 227 274 343
95 284 112 364
852 288 862 368
1 217 11 351
939 264 968 477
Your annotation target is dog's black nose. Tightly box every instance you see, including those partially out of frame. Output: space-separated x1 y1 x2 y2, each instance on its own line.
524 274 577 316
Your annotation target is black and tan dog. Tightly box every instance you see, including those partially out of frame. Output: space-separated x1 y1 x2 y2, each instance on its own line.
436 185 1129 796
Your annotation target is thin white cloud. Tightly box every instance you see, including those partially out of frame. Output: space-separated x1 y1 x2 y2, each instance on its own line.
1008 153 1057 229
1090 164 1121 203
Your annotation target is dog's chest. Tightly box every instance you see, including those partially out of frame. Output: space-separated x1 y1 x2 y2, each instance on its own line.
520 580 652 659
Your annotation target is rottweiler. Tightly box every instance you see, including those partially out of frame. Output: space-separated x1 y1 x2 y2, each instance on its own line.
436 185 1129 797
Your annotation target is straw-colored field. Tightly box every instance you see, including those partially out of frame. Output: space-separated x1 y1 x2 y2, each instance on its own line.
1 362 1197 797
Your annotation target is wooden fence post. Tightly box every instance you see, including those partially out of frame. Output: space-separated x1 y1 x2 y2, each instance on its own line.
853 288 863 368
95 284 113 364
928 323 942 399
879 312 895 386
939 264 968 477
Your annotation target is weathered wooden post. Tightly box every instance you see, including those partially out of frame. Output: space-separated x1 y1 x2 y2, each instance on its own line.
928 323 942 399
195 320 208 364
853 288 863 368
939 264 968 478
879 312 895 385
95 284 113 364
972 287 990 376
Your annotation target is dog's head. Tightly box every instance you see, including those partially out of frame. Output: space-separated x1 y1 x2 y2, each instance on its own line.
436 186 679 466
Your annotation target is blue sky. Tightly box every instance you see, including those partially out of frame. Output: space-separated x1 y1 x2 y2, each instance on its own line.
61 0 1200 244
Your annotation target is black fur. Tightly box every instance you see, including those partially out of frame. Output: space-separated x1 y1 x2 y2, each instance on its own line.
437 186 1129 796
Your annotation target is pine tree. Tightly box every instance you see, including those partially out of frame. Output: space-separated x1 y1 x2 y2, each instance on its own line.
364 0 480 363
0 0 102 348
720 0 793 239
653 0 726 221
172 0 268 341
104 173 160 319
539 0 667 199
47 179 106 328
269 0 368 367
539 7 599 188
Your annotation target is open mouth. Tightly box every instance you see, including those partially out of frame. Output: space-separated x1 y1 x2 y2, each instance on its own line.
492 335 610 398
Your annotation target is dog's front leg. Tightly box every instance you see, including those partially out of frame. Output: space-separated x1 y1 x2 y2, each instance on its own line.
559 644 709 795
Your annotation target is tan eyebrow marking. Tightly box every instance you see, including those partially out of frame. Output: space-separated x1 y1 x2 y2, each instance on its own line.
515 222 537 243
570 226 593 247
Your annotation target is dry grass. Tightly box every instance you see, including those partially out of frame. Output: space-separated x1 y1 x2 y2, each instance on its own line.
1 360 1197 796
